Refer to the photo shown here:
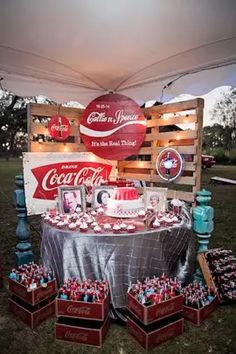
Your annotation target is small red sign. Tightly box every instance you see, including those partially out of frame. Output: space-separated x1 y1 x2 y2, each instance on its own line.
80 93 146 160
31 161 112 200
48 114 71 141
156 148 183 182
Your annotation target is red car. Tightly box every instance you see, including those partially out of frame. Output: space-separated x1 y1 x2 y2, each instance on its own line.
202 154 216 169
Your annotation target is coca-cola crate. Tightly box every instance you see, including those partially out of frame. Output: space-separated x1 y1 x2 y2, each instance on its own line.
127 292 183 325
56 293 110 321
183 296 218 326
8 278 57 305
127 312 184 350
9 294 56 329
55 314 110 347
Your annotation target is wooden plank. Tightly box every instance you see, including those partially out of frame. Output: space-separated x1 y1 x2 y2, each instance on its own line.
30 141 86 153
138 147 152 155
152 130 197 141
167 190 195 203
30 103 84 119
157 139 195 147
146 114 197 128
156 145 196 155
118 172 151 182
118 161 152 169
193 106 204 194
143 98 204 115
152 175 196 186
197 253 218 293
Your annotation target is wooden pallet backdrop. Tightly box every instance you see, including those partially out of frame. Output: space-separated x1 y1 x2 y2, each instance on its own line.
118 98 204 203
27 98 204 204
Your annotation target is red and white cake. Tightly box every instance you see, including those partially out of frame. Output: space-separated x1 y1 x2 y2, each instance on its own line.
106 187 143 218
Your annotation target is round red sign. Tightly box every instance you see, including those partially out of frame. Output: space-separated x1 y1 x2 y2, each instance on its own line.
48 115 71 141
80 93 146 160
156 148 184 181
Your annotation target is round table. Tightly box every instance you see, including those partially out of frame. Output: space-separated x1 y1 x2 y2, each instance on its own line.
41 221 197 309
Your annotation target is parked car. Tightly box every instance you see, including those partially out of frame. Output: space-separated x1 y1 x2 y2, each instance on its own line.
202 154 216 169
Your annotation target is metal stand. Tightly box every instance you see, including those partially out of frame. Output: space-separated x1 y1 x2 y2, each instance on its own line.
13 174 34 265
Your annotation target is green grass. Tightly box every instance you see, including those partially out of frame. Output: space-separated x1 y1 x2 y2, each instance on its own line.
0 159 236 354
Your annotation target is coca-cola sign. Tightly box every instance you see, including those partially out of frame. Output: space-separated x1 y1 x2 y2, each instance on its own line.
23 152 116 215
156 148 184 182
32 161 112 200
80 93 146 160
48 114 71 141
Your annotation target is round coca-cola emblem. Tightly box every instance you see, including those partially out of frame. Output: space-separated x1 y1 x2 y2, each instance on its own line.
156 148 184 181
80 93 146 160
48 115 71 141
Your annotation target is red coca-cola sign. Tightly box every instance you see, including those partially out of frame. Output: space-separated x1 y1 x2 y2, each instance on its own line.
31 161 112 200
156 148 184 182
48 114 71 141
80 93 146 160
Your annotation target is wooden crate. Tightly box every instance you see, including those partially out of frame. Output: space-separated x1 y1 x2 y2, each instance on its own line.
56 293 110 321
197 253 219 296
55 314 110 348
9 295 55 329
183 296 218 326
127 313 184 350
127 292 183 325
8 278 57 306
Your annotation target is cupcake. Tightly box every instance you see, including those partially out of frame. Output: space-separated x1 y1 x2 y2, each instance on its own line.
152 218 161 229
127 224 136 233
113 224 121 234
68 222 77 231
97 206 104 215
103 223 112 232
44 215 51 223
138 209 146 219
94 225 102 234
57 221 65 229
51 219 58 226
91 221 98 229
120 222 127 232
80 222 88 233
90 210 97 217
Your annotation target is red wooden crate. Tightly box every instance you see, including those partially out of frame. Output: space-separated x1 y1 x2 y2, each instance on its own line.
8 278 57 305
127 313 184 350
56 292 110 321
127 292 183 325
9 295 55 329
183 296 218 326
55 314 110 347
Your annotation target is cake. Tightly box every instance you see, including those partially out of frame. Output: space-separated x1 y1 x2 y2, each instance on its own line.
106 187 144 218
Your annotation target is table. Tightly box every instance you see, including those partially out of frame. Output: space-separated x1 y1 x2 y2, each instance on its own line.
41 222 197 309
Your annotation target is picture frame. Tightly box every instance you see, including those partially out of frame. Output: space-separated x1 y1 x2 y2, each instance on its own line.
92 186 115 209
143 187 168 212
58 185 86 214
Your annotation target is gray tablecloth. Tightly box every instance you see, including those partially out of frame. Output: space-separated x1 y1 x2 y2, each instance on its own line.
41 222 197 308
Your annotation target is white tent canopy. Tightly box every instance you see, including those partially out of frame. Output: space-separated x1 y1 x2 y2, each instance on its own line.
0 0 236 106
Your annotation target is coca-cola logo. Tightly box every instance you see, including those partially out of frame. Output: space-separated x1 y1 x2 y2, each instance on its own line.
129 324 144 341
66 305 91 316
65 330 88 342
35 305 54 324
128 298 142 317
155 328 175 344
48 114 71 141
31 161 112 200
155 302 175 317
156 148 183 182
80 93 146 160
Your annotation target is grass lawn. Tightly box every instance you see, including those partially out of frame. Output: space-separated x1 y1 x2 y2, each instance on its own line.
0 159 236 354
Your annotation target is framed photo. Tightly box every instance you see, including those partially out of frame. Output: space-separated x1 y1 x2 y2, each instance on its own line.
58 185 86 214
92 186 115 209
144 187 168 212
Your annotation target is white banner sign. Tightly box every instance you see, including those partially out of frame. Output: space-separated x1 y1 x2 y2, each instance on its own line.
23 152 117 215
